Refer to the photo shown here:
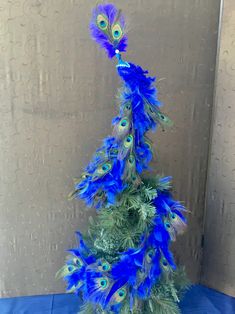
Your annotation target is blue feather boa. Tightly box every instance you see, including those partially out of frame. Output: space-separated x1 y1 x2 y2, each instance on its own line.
74 62 164 209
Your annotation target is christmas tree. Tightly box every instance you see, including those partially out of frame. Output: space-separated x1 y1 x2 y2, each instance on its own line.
57 3 189 314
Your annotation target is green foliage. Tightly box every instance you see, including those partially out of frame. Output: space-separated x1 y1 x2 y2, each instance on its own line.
144 296 181 314
143 186 158 201
142 268 190 314
87 181 159 260
78 303 95 314
171 267 191 296
142 174 172 192
78 303 107 314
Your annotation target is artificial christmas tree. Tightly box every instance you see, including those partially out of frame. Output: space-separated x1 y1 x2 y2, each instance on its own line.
58 3 189 313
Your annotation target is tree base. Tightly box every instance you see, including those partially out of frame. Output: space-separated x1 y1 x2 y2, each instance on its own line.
78 267 190 314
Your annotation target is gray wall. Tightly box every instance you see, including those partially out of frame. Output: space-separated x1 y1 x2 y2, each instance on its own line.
202 0 235 297
0 0 220 297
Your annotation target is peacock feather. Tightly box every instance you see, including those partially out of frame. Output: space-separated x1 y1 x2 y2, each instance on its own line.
117 134 134 160
91 161 113 181
145 101 173 129
113 117 131 140
109 286 128 306
90 4 128 58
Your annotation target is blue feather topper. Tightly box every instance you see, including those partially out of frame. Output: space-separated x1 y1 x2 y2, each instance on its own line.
90 4 128 58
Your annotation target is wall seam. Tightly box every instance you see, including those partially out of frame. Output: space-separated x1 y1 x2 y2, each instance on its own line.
199 0 225 283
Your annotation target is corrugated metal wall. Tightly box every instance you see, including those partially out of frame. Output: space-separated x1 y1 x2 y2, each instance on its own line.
0 0 220 297
202 0 235 297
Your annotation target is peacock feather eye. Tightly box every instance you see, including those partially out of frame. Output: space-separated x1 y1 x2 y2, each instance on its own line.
124 135 133 148
159 250 172 272
98 260 111 272
98 162 112 174
118 289 126 302
67 265 76 273
126 135 132 142
102 262 111 271
112 23 123 40
170 213 176 220
123 103 131 112
117 117 130 132
73 257 83 268
118 289 125 297
100 279 107 287
132 175 137 181
92 161 112 181
97 277 109 290
162 259 168 267
146 249 155 263
97 14 109 31
128 154 135 164
102 164 109 171
81 172 90 180
156 111 173 127
120 119 127 127
113 287 127 303
113 117 131 141
109 148 118 158
165 222 171 229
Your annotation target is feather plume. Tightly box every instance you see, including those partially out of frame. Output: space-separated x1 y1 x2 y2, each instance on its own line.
145 101 173 129
90 4 128 58
113 117 131 140
118 134 134 160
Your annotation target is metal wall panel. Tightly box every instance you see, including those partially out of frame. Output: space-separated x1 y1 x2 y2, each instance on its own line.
0 0 220 297
201 0 235 297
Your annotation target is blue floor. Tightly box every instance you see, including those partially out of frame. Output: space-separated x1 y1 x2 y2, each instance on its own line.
0 285 234 314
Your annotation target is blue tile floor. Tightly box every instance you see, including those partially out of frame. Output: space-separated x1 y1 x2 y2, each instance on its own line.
0 285 234 314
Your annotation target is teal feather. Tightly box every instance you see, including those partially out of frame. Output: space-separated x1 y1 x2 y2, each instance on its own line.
135 248 155 288
113 117 131 140
160 252 172 273
68 173 91 200
164 210 187 241
96 277 110 291
93 190 107 205
169 212 187 235
91 161 113 181
98 260 111 272
66 281 84 293
88 275 113 306
109 147 119 158
164 221 177 242
118 134 134 160
121 102 132 116
56 264 78 279
87 259 111 273
109 285 128 305
145 102 173 128
122 154 136 180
